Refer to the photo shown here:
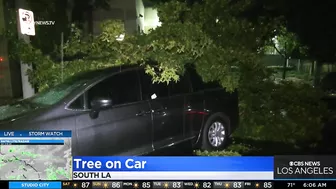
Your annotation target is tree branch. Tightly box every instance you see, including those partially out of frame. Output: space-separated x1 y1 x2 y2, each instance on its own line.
273 43 286 58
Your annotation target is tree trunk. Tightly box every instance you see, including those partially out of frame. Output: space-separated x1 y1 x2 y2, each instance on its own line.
310 61 315 76
282 57 287 79
66 0 74 23
71 0 85 29
87 5 93 34
297 59 301 72
314 61 322 86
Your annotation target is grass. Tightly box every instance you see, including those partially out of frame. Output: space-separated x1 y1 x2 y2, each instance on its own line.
271 70 313 83
196 116 336 156
196 137 335 156
196 111 336 156
195 138 309 156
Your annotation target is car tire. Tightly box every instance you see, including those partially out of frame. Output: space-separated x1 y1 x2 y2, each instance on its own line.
200 113 230 151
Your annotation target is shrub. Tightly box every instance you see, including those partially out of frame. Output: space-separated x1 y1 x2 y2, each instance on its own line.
195 150 241 156
237 79 328 146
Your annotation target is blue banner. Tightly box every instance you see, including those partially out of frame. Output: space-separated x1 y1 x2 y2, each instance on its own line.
9 181 61 189
0 139 64 144
73 156 274 172
0 130 71 137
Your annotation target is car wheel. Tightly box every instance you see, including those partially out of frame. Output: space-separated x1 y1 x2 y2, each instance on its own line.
200 113 230 151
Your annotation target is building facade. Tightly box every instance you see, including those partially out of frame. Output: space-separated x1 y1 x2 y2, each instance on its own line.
92 0 160 35
0 0 161 98
0 0 22 98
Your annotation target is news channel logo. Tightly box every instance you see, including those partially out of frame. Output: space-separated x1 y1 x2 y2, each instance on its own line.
274 156 336 179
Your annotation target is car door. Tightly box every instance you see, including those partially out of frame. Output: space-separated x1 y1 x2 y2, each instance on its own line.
69 70 153 156
139 70 187 150
184 68 208 142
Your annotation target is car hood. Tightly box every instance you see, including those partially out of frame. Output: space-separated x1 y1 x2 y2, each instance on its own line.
0 103 44 124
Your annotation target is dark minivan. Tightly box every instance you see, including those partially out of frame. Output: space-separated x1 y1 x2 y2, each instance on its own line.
0 65 239 156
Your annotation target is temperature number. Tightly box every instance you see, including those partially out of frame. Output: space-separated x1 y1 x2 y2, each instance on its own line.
264 182 272 188
111 182 121 188
287 183 295 187
81 182 90 188
203 182 212 188
172 182 182 188
233 182 242 188
142 182 151 188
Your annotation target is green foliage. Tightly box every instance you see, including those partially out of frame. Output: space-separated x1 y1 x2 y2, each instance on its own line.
226 143 255 154
25 0 112 54
196 142 256 156
195 150 241 156
237 80 327 145
7 0 328 153
147 0 272 91
8 0 267 92
7 20 139 90
263 26 308 58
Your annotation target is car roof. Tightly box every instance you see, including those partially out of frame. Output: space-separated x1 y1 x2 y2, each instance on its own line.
67 64 140 81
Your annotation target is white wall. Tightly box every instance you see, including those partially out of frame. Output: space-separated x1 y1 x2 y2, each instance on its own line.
92 0 162 35
135 0 145 33
92 0 146 35
144 7 161 33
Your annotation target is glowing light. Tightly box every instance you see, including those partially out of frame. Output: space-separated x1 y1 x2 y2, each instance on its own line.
103 183 109 188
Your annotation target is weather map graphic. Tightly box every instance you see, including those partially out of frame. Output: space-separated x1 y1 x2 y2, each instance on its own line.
0 131 72 180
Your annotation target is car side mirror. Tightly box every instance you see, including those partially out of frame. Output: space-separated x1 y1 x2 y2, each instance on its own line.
89 97 113 119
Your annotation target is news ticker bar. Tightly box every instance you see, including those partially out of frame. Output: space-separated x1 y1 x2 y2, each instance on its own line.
2 180 336 189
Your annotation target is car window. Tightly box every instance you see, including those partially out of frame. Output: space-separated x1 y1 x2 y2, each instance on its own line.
86 70 141 108
68 95 85 110
169 74 192 96
139 71 169 100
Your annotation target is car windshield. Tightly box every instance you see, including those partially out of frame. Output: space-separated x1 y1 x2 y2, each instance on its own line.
0 70 102 121
27 80 86 106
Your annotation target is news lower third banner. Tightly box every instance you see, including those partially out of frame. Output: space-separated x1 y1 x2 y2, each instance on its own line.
274 155 336 180
72 156 274 180
72 156 336 180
